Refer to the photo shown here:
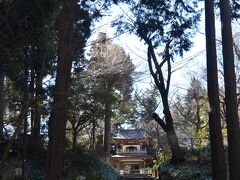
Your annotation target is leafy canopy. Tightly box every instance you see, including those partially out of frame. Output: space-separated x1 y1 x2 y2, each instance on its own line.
113 0 201 57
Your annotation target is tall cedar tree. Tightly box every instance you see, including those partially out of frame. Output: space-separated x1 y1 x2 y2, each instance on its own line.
89 33 134 160
220 0 240 179
0 1 57 173
113 0 200 163
46 0 108 177
0 0 57 151
68 75 105 150
205 0 226 178
46 1 76 179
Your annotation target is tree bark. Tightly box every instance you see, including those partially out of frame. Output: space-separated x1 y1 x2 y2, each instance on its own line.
22 109 28 180
33 71 43 150
30 71 35 137
152 113 184 163
165 130 184 163
104 81 113 161
46 0 75 179
72 128 77 150
92 119 96 151
148 42 184 163
162 94 185 163
205 0 226 179
0 69 4 144
219 0 240 179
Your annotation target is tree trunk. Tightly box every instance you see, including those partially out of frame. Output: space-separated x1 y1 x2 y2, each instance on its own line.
219 0 240 179
104 81 113 161
33 71 43 149
22 110 28 180
92 119 96 151
72 128 77 150
163 107 185 163
30 70 35 135
152 96 185 163
165 130 184 163
205 0 226 179
147 42 184 163
162 88 185 163
0 69 4 144
46 0 75 179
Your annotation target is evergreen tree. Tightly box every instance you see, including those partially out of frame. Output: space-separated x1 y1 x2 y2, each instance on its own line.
113 0 200 163
172 77 208 141
88 33 135 160
46 0 112 178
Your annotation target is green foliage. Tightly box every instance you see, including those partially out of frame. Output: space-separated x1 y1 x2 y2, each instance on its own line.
157 149 172 163
160 161 211 180
113 0 201 57
183 147 211 164
86 171 102 180
18 145 120 180
63 147 120 180
159 147 212 179
93 90 120 104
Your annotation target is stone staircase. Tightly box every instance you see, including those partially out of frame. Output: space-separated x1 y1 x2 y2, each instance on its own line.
121 174 154 179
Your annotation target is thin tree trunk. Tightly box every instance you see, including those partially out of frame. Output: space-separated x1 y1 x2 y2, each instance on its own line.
22 66 29 180
0 69 4 144
72 129 77 150
22 111 28 180
92 119 96 151
30 71 35 136
219 0 240 179
205 0 226 179
33 71 43 149
46 0 75 179
104 81 113 161
161 90 184 163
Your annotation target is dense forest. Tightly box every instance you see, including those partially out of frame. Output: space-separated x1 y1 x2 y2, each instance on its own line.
0 0 240 179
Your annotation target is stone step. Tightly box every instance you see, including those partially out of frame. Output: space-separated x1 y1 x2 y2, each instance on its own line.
121 174 154 179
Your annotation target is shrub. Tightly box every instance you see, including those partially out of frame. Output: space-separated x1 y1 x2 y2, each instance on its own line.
63 146 120 180
159 160 211 180
159 147 212 179
86 171 102 180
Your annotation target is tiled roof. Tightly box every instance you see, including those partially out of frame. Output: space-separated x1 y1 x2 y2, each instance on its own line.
113 129 145 139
